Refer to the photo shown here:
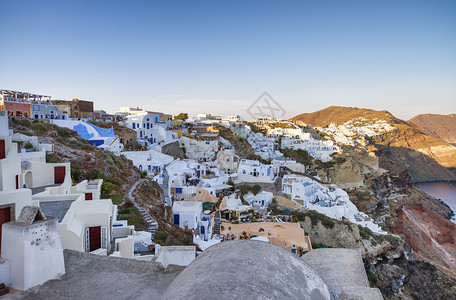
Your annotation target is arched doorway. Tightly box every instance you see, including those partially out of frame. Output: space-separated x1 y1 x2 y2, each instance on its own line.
25 171 33 188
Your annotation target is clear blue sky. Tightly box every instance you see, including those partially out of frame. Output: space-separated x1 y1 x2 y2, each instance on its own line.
1 0 455 120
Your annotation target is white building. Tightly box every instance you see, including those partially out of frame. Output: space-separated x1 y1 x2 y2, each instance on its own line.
172 201 202 230
216 150 239 174
58 199 113 254
179 136 218 161
271 159 306 174
281 174 386 234
282 175 317 206
243 191 274 208
235 159 274 182
281 136 340 162
121 149 175 176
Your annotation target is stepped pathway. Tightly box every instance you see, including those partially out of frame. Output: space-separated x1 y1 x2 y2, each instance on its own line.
213 211 221 235
127 179 159 239
280 166 331 185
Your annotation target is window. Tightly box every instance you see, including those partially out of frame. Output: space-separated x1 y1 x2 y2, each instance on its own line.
132 123 135 129
101 227 107 249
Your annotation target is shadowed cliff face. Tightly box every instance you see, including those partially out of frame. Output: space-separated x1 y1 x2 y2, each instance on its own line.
374 145 456 183
410 114 456 145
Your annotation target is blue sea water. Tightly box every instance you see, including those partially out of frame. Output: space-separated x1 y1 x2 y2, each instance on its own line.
416 182 456 223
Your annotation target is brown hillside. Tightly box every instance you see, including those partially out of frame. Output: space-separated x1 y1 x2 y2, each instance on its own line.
290 106 401 127
409 114 456 145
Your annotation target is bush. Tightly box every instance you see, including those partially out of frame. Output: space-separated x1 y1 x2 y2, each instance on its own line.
46 152 60 163
117 205 145 231
239 185 250 195
251 184 261 196
24 142 34 149
71 168 85 182
154 229 168 245
111 193 123 205
87 170 106 180
30 122 49 133
293 210 335 229
101 181 116 198
12 118 31 127
358 225 374 240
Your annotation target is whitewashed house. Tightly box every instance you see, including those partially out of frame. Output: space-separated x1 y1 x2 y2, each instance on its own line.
216 150 239 174
58 199 113 254
243 191 274 208
235 159 274 182
282 175 317 206
172 201 202 230
179 136 218 161
121 149 175 176
271 159 306 174
124 112 177 146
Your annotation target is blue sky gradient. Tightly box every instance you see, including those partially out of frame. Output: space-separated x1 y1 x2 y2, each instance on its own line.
1 0 455 120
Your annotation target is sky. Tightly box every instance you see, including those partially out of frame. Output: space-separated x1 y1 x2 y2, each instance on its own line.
1 0 455 120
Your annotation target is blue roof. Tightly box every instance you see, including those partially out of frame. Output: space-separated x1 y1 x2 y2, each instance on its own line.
73 124 93 139
89 124 116 137
72 123 116 140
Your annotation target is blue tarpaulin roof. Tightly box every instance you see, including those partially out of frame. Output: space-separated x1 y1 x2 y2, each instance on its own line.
73 124 93 139
90 124 115 137
72 123 115 140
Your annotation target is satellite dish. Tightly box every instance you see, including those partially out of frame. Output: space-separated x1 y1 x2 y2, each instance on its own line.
21 160 31 168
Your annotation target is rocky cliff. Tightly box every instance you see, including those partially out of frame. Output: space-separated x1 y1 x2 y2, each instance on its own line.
295 211 456 299
410 114 456 145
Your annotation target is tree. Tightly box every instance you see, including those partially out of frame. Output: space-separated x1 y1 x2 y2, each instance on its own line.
174 113 188 121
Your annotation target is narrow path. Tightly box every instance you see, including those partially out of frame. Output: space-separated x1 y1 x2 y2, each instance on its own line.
127 178 146 205
126 178 159 238
280 166 331 185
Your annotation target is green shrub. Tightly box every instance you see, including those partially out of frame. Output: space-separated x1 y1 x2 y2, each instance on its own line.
251 184 261 195
30 122 48 133
239 185 249 195
154 229 168 245
293 210 335 229
24 142 34 149
12 118 31 127
101 181 116 198
71 168 85 182
111 193 123 205
46 152 60 163
358 225 374 240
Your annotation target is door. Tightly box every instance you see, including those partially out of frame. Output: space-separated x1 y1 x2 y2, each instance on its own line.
89 226 101 252
85 193 93 200
0 207 11 255
54 166 66 184
0 139 5 159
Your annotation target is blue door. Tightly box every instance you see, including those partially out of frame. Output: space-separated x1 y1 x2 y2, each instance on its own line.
174 214 179 225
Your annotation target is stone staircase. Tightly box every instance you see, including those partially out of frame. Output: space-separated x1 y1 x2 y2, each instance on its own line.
213 211 221 235
138 207 158 239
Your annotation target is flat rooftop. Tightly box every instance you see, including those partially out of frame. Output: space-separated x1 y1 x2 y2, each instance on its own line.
39 201 74 222
12 250 184 300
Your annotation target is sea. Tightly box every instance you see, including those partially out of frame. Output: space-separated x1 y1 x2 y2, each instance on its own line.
416 181 456 223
